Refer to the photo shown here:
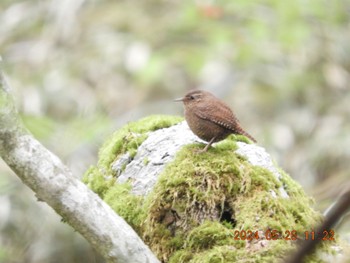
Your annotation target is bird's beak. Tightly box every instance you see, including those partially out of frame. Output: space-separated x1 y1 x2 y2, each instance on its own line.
174 97 185 102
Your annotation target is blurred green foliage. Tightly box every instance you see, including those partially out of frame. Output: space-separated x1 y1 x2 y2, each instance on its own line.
0 0 350 262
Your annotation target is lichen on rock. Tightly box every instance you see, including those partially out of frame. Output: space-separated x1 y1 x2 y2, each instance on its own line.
83 115 342 263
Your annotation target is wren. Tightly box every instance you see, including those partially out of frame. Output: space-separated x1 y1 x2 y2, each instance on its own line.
174 90 256 152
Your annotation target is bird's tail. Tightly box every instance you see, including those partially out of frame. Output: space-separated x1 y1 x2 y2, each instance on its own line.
236 127 257 143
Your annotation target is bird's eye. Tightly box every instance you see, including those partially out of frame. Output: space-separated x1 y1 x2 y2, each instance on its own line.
190 95 195 100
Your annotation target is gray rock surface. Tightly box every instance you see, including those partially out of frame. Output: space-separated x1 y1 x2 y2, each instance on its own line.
235 142 289 198
114 121 200 195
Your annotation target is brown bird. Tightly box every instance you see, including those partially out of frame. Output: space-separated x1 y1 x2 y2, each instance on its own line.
174 90 256 152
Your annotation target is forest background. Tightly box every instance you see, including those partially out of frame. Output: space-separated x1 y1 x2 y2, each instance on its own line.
0 0 349 262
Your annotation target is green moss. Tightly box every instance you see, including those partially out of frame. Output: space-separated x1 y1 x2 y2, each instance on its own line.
96 115 183 175
141 138 331 262
186 221 235 251
186 245 240 263
234 134 253 144
82 115 183 196
83 166 115 197
83 115 341 263
82 115 183 231
169 250 194 263
104 183 145 231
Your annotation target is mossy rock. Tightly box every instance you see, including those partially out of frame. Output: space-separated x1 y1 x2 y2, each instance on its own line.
83 115 342 263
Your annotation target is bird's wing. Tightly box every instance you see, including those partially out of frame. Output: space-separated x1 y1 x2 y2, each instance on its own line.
194 99 257 142
194 99 240 131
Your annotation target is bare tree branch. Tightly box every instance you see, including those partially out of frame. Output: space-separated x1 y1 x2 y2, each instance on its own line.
0 69 160 263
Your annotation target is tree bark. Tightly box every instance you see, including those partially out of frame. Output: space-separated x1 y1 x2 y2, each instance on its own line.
0 69 160 263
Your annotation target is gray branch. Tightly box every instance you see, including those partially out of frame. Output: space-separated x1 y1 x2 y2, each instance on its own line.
0 70 159 263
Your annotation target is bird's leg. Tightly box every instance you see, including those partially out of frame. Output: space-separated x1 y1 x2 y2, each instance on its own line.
198 136 216 153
